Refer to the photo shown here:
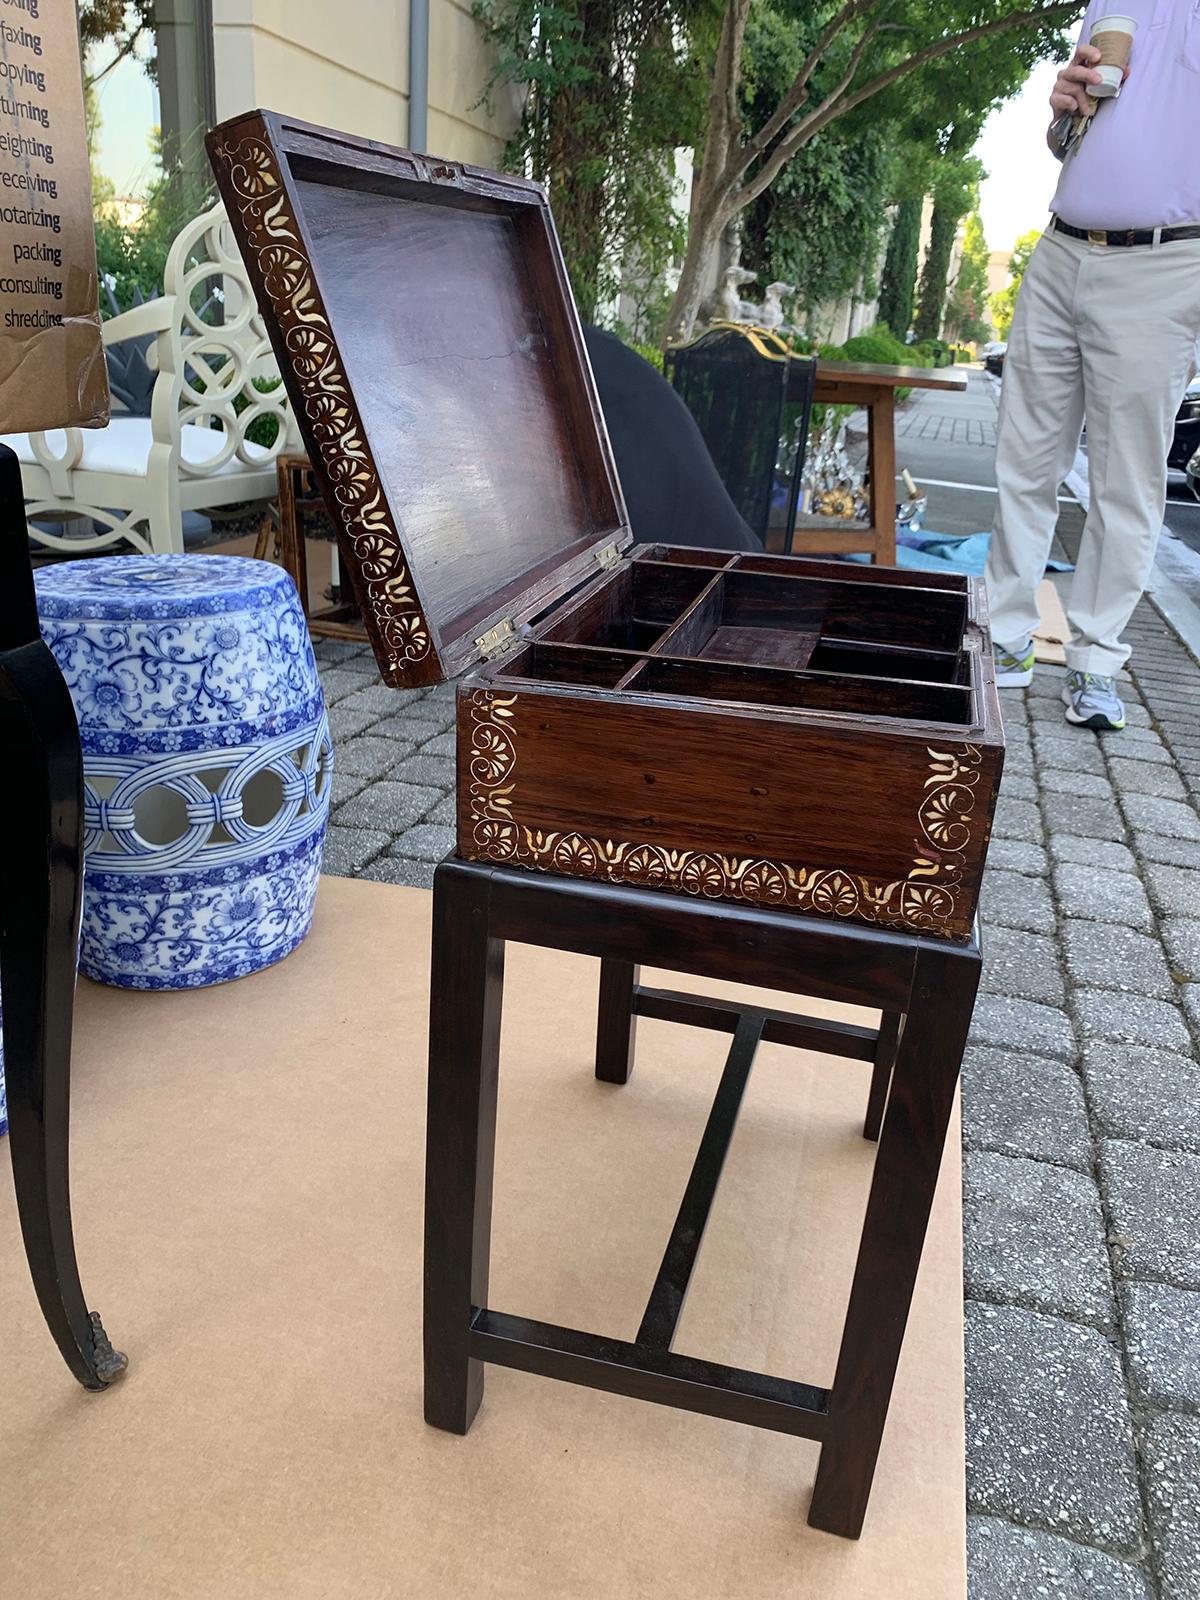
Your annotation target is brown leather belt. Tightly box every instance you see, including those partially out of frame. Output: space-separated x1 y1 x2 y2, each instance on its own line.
1053 216 1200 247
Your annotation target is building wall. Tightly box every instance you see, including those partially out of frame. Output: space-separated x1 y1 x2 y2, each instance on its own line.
986 250 1013 302
211 0 517 166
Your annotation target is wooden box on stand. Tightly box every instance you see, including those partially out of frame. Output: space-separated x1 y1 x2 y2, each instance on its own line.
209 111 1004 942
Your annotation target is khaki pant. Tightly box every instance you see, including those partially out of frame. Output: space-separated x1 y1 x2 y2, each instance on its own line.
985 225 1200 674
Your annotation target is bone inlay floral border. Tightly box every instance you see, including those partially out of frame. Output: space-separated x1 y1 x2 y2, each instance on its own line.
463 690 983 937
212 134 433 685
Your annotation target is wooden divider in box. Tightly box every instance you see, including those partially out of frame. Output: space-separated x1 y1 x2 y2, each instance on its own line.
207 112 1003 939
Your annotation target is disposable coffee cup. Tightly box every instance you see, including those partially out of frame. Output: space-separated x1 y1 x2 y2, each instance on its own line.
1089 13 1136 97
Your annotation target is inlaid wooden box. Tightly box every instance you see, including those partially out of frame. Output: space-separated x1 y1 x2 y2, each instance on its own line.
209 112 1004 941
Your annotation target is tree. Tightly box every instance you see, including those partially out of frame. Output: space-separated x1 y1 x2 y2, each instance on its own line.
475 0 715 323
78 0 157 89
913 144 984 342
664 0 1083 343
943 211 991 344
876 197 922 337
913 202 958 341
735 0 1041 338
989 228 1041 338
739 1 896 325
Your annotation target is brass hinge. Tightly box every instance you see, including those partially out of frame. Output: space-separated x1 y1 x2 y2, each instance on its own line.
596 540 622 570
474 618 518 659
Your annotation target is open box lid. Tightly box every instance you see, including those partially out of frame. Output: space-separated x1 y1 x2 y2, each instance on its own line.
207 111 632 687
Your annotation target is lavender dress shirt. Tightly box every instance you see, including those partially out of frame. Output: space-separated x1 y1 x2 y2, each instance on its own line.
1052 0 1200 230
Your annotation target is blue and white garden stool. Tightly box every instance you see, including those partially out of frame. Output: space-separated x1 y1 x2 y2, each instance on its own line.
35 555 333 989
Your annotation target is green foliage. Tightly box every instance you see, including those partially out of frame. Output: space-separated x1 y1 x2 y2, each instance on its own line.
94 164 215 315
739 2 895 322
989 228 1042 339
877 198 922 339
805 323 929 417
843 324 931 367
474 0 715 323
913 145 984 342
667 0 1081 339
944 211 992 344
913 337 953 367
79 0 157 86
741 127 892 324
838 3 1076 156
189 373 284 451
237 378 284 451
624 339 665 372
836 322 930 401
914 203 959 343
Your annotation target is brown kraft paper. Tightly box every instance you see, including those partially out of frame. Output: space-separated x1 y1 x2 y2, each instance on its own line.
1092 28 1134 71
0 0 109 432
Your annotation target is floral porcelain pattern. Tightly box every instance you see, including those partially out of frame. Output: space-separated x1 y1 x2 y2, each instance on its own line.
38 555 323 754
80 835 324 990
36 555 332 989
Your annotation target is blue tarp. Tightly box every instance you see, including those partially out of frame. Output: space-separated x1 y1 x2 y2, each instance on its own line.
845 527 1073 577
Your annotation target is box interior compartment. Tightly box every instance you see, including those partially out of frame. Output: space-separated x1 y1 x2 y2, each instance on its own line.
494 549 979 727
539 561 713 651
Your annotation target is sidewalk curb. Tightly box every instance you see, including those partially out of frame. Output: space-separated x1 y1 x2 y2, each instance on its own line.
1145 562 1200 666
1062 445 1200 665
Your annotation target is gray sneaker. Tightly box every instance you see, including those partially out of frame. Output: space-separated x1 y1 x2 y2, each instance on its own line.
1062 670 1126 731
994 640 1035 688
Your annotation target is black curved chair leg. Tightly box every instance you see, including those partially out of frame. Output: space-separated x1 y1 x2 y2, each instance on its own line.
0 444 126 1392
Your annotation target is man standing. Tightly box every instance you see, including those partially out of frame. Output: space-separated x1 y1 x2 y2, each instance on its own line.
985 0 1200 730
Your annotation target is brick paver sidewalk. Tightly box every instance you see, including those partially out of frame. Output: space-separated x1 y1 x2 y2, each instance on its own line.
313 598 1200 1598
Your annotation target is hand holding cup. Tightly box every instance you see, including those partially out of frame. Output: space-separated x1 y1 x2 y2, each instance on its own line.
1088 14 1136 97
1050 43 1106 115
1049 19 1133 119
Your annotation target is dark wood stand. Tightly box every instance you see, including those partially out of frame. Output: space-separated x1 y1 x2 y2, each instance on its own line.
0 444 127 1392
423 855 980 1540
272 453 370 643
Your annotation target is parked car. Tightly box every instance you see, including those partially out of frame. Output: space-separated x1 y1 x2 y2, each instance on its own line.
1187 443 1199 501
1169 374 1200 475
982 342 1006 377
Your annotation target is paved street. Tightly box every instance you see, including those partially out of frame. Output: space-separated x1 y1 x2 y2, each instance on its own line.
893 366 1093 555
892 367 1200 624
313 369 1200 1598
895 366 1002 538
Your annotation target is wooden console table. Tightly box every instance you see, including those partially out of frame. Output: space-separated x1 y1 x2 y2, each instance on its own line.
788 361 967 565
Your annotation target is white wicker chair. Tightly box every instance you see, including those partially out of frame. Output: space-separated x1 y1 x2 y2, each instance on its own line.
1 202 298 556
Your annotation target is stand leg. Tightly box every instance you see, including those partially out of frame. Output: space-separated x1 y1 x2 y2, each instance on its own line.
867 388 897 565
277 459 308 612
863 1011 902 1142
423 861 505 1434
809 944 977 1537
0 645 127 1391
595 959 639 1085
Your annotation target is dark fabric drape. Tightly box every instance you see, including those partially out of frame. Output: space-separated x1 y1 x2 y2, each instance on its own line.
666 329 786 542
582 326 761 552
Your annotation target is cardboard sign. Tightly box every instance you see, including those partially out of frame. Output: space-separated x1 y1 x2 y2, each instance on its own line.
0 0 109 432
